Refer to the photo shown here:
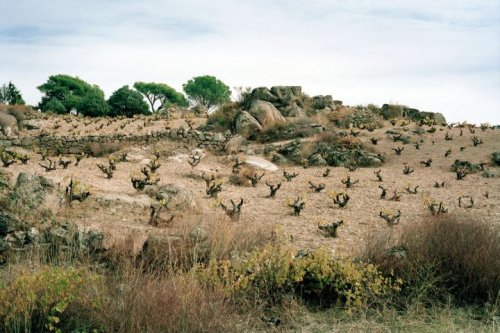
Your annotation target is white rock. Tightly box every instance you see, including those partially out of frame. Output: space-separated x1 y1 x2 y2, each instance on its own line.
244 156 279 171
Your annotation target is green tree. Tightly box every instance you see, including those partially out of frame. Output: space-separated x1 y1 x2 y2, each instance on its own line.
37 74 107 116
78 88 108 117
133 82 187 114
0 81 25 105
183 75 230 114
107 85 149 117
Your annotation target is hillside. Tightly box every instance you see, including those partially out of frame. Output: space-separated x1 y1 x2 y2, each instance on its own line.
0 105 498 332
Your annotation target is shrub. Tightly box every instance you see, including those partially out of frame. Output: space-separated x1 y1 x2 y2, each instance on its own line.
140 215 271 272
0 266 101 333
326 106 355 124
205 101 240 132
316 131 362 149
363 214 500 306
379 104 404 119
198 244 401 309
336 108 383 129
254 118 319 143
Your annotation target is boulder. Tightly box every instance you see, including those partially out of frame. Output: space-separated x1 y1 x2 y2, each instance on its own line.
22 119 41 130
251 87 279 103
243 86 306 119
270 86 302 105
224 135 246 154
244 156 279 171
233 111 263 139
380 104 403 119
10 172 63 213
313 141 384 168
281 103 304 117
308 153 327 166
0 112 18 137
0 212 20 236
432 113 447 124
277 139 303 162
213 132 225 141
271 153 288 164
145 184 198 211
311 95 335 110
248 100 286 129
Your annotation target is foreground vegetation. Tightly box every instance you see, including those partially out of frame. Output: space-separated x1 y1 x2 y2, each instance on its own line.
0 210 498 332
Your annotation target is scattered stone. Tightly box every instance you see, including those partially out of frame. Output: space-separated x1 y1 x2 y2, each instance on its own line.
245 156 279 171
271 153 288 164
308 153 327 166
145 184 198 211
224 135 246 154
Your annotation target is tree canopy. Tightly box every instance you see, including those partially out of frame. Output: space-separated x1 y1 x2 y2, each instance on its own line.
183 75 230 114
37 74 108 117
0 81 25 105
108 85 149 117
133 82 187 114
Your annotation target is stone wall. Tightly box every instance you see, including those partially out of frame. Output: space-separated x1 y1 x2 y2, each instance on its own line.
0 127 232 154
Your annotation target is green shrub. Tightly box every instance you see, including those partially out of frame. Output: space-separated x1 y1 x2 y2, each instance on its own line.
254 118 320 143
335 108 383 129
205 102 240 132
379 104 403 119
198 244 401 309
0 266 101 333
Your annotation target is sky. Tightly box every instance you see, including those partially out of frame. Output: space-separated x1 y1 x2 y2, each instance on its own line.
1 0 499 123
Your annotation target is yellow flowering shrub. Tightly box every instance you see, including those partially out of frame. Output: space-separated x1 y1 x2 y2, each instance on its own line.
198 244 401 308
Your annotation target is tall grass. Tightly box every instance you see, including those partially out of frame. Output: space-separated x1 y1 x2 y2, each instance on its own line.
363 213 500 307
1 209 498 332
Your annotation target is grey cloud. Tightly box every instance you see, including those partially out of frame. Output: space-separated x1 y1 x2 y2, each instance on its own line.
0 0 499 123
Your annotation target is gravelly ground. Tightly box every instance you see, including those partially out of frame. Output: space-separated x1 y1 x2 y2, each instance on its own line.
7 119 500 258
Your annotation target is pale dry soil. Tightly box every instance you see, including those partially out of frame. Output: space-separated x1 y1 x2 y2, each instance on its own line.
8 123 500 258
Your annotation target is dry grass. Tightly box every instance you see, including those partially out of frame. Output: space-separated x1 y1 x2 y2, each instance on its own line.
363 213 500 306
229 164 259 186
88 268 238 333
139 214 273 272
326 106 355 123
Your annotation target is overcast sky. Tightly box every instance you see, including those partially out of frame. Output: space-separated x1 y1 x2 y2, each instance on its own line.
1 0 499 123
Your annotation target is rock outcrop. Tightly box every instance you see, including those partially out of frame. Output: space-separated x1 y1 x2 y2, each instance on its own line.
248 100 286 129
381 104 446 124
145 183 198 212
233 111 263 139
0 112 18 137
9 172 64 214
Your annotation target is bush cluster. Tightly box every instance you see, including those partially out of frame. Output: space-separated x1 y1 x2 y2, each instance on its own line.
364 214 500 306
0 266 100 333
198 244 401 308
